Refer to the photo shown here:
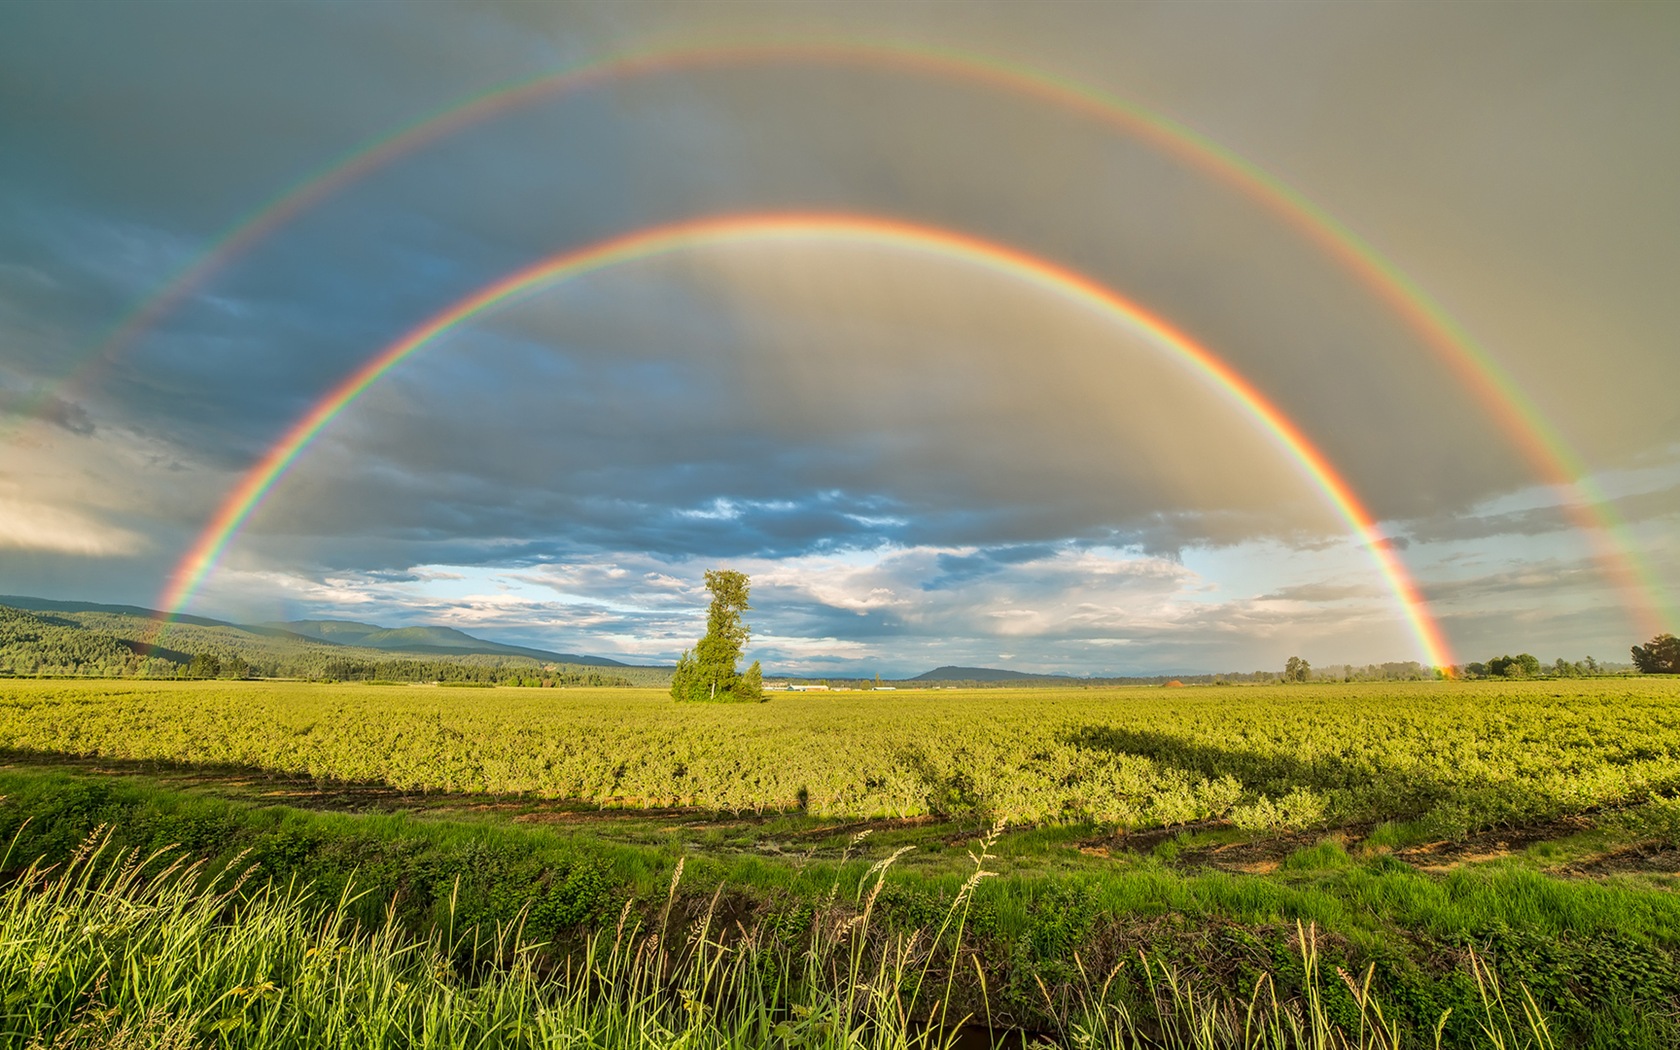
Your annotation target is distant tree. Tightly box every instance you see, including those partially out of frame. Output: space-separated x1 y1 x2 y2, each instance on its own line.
185 653 221 679
1632 634 1680 674
1584 655 1600 675
1487 653 1541 678
1463 661 1487 678
1283 656 1311 684
223 654 250 679
671 570 764 702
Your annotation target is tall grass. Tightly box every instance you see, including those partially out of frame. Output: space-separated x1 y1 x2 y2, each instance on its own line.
1 827 1559 1050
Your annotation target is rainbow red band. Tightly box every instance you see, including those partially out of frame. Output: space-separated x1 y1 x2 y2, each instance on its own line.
157 213 1456 669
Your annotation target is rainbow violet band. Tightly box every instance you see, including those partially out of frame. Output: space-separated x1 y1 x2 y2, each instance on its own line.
25 37 1666 634
157 212 1456 670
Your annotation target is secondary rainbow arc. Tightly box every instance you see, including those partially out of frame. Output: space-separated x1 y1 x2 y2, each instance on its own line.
157 213 1456 670
20 37 1666 634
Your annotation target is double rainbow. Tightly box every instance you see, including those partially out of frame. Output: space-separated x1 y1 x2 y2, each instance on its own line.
19 35 1645 652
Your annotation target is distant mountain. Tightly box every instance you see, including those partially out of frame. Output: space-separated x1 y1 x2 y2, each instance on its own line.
761 665 1078 683
762 665 1232 687
271 620 628 666
909 665 1067 682
270 619 383 644
0 594 241 631
0 596 634 669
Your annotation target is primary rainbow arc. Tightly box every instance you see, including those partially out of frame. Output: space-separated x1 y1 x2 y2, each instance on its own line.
158 213 1456 670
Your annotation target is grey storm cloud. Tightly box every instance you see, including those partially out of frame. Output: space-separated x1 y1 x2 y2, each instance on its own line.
1405 483 1680 546
219 247 1380 567
0 386 93 435
2 1 1677 670
923 545 1063 591
1419 560 1618 608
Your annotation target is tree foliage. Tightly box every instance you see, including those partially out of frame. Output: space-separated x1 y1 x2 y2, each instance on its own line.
1487 653 1542 678
1632 634 1680 675
671 570 764 703
0 606 161 676
1282 656 1311 683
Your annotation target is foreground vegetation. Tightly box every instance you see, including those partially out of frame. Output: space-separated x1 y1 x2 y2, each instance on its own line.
0 779 1622 1049
3 679 1678 833
2 678 1677 1045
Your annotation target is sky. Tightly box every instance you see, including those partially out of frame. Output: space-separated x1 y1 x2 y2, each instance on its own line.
1 1 1676 676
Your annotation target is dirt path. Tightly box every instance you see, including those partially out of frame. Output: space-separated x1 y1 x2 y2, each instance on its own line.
6 750 1674 882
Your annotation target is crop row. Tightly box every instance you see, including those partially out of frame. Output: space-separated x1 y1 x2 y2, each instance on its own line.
2 678 1678 832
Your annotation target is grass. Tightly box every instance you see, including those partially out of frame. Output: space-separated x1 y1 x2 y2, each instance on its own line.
1 823 1572 1050
2 676 1678 1045
0 762 1676 1046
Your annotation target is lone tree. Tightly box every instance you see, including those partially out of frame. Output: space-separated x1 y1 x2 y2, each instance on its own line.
1632 633 1680 674
671 569 764 702
1282 656 1311 683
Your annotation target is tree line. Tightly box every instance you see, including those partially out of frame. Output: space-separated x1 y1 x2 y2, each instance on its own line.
1280 641 1673 682
311 656 633 687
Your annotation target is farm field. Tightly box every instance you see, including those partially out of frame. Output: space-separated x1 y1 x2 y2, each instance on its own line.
5 677 1680 833
3 678 1680 1046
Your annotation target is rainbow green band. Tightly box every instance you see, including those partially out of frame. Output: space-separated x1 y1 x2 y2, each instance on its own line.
157 213 1456 670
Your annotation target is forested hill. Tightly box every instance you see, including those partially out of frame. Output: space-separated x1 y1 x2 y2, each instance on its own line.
0 605 150 677
269 620 627 665
0 594 252 631
0 598 662 685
